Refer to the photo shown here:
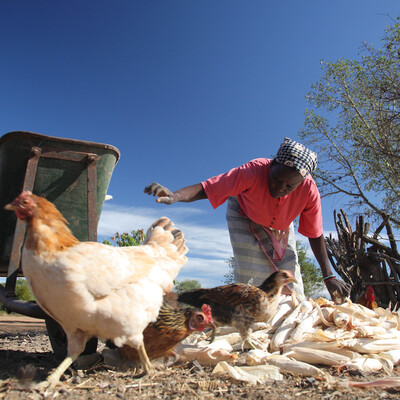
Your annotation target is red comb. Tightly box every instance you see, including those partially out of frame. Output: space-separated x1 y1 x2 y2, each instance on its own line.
365 285 375 301
201 304 213 323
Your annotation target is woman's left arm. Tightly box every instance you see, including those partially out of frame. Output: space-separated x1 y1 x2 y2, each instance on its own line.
308 235 352 302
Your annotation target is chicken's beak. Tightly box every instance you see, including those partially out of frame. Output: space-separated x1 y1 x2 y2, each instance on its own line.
286 277 297 284
4 203 16 211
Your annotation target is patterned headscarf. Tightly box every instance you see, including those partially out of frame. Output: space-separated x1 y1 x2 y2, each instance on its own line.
274 137 317 177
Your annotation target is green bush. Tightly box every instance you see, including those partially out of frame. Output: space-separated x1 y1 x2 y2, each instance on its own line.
0 278 35 312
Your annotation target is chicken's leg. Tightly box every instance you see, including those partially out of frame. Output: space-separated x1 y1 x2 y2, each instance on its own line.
137 343 154 376
240 327 261 350
48 353 80 385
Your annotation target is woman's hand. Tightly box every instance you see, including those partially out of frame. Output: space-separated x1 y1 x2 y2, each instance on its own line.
325 278 352 304
144 183 177 204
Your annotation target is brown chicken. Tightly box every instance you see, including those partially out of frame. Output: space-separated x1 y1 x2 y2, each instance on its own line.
177 270 296 347
115 301 214 363
356 285 378 309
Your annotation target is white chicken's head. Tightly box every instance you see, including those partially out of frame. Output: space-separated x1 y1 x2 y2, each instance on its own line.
5 190 37 220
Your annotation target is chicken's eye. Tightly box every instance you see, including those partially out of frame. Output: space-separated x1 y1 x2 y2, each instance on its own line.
196 315 204 322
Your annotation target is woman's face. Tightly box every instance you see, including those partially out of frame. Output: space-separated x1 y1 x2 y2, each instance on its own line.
268 163 304 198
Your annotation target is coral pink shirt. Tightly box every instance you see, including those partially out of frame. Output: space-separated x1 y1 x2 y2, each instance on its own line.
201 158 323 238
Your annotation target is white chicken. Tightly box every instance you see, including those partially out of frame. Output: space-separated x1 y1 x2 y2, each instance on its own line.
5 190 188 387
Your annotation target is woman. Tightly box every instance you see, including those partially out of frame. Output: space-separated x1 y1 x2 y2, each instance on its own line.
144 137 351 300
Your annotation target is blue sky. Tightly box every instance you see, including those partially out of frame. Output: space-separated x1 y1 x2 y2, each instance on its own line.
1 1 399 287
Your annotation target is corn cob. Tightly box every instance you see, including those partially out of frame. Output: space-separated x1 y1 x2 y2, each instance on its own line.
342 338 400 354
270 302 303 352
283 341 357 360
332 310 351 329
285 346 351 366
267 297 295 332
264 354 325 377
288 308 320 344
344 357 383 373
383 349 400 366
355 325 387 338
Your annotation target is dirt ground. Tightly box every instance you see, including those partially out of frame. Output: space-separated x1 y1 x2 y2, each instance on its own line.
1 315 400 400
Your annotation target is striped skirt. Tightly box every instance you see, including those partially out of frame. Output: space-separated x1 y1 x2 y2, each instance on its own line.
226 196 304 294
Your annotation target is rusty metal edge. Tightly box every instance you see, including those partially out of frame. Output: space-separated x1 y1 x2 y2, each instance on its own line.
0 131 121 163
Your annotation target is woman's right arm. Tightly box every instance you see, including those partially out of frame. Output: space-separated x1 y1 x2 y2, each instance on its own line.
144 182 207 204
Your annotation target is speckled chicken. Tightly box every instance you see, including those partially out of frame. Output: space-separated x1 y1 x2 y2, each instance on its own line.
178 270 296 347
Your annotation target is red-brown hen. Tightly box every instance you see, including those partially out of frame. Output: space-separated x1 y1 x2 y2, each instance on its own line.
115 301 214 363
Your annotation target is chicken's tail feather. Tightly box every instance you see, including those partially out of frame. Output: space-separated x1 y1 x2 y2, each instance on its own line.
143 217 188 261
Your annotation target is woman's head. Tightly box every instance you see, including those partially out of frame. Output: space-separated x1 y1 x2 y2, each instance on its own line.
268 161 304 198
268 138 318 198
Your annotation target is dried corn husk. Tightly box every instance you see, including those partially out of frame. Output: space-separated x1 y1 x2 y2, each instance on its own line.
212 361 283 384
307 328 356 343
353 302 379 317
283 341 357 360
270 302 304 352
310 300 335 327
334 304 377 323
245 349 271 365
289 308 320 344
348 376 400 389
284 341 340 352
343 357 384 373
343 338 400 354
355 325 387 338
383 349 400 366
370 354 394 374
268 297 294 332
332 311 351 329
285 346 350 366
264 354 325 377
374 306 399 325
175 293 400 382
246 348 329 378
176 343 238 365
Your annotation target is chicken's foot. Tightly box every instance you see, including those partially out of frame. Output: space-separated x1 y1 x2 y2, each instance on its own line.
241 336 264 351
242 338 256 351
206 323 217 343
36 353 80 391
